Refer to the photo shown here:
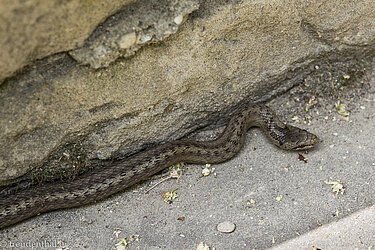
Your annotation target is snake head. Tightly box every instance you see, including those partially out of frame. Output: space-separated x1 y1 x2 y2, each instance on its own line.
282 125 319 150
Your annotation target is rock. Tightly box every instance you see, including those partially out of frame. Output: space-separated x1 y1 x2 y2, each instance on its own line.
217 221 236 233
1 0 375 186
69 0 199 68
0 0 136 83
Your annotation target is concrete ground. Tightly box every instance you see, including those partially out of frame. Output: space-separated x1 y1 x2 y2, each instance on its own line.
0 62 374 249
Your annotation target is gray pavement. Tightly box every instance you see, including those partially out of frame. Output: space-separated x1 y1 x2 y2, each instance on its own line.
0 77 374 249
272 205 375 249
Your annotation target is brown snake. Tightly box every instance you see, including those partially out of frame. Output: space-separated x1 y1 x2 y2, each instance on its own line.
0 104 318 229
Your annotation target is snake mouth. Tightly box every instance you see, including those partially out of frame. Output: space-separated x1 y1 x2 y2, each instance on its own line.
292 137 319 150
292 144 314 150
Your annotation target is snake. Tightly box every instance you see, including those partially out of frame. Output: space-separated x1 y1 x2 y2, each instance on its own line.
0 104 318 229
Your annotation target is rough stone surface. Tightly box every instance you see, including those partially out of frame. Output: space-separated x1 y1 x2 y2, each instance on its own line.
1 0 375 190
69 0 200 68
0 0 137 83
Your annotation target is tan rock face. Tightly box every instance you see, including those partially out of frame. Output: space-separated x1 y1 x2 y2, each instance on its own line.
0 0 375 185
0 0 137 83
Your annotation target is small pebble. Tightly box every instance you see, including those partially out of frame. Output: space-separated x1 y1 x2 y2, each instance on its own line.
217 221 236 233
174 15 183 25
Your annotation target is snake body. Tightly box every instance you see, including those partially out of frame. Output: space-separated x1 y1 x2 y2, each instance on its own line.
0 104 318 229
